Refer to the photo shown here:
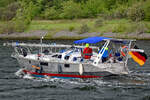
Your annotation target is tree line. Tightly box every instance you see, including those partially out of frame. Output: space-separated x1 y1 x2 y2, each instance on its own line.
0 0 150 33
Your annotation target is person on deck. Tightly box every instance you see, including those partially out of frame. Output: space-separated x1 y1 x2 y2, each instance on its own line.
98 47 109 62
82 43 93 59
102 47 109 62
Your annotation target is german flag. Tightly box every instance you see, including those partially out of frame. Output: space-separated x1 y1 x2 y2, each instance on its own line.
129 45 147 66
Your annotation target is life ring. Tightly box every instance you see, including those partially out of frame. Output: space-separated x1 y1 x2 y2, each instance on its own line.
121 46 128 56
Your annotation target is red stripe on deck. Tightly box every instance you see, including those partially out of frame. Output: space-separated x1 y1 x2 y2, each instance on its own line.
23 70 103 78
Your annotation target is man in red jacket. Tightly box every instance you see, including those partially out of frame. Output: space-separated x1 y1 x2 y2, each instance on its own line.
82 43 93 59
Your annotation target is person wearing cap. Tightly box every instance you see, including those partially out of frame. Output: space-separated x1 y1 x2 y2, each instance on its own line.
82 43 93 59
98 47 109 62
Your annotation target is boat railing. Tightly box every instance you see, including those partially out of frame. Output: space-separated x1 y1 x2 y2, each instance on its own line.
3 42 99 49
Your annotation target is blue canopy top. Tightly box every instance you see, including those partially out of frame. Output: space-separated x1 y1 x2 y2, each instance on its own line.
74 37 111 44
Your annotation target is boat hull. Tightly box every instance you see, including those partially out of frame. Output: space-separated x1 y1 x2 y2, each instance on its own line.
23 70 106 79
15 56 129 79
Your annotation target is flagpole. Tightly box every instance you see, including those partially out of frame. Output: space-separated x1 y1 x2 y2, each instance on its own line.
125 40 132 70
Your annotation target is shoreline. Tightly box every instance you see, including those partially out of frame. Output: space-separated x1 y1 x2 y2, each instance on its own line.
0 30 150 40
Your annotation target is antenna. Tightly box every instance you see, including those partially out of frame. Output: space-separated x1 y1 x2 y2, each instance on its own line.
40 33 47 54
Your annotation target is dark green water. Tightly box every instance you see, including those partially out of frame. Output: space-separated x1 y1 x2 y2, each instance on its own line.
0 40 150 100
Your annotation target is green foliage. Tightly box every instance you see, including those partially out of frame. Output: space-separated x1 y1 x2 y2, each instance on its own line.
0 21 16 34
20 1 40 20
127 2 145 21
0 2 20 21
112 4 128 18
145 23 150 33
136 22 148 34
94 18 104 27
125 23 137 33
81 0 104 18
112 23 127 33
42 7 60 20
143 0 150 21
11 0 42 32
69 26 75 32
25 19 150 36
1 0 150 21
111 20 148 34
1 0 150 34
14 20 29 32
61 0 83 19
0 19 30 34
52 0 64 9
0 0 16 8
79 24 90 34
103 0 117 10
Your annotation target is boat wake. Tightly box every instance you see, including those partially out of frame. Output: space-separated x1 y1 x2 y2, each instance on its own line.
15 68 150 89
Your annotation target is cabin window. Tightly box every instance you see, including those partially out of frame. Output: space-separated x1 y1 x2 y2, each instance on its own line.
64 56 70 60
40 62 48 66
64 64 70 68
58 55 62 59
52 54 58 57
43 49 49 55
22 48 27 57
16 47 22 54
73 57 77 61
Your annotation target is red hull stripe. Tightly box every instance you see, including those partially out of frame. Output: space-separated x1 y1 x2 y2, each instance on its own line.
23 70 103 78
